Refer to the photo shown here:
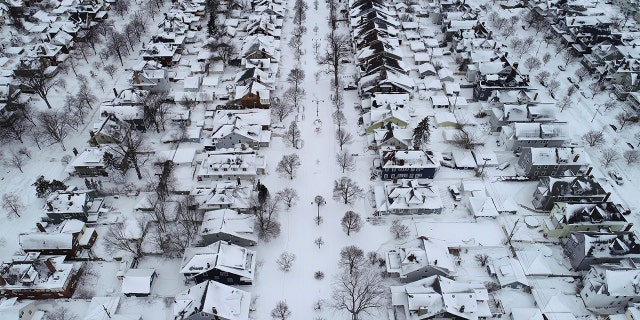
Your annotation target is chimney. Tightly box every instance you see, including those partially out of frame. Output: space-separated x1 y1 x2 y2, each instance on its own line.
36 223 46 232
46 202 54 211
625 223 634 232
585 167 593 176
113 88 118 98
89 130 95 138
625 60 631 70
533 92 538 101
573 154 579 162
603 192 611 203
0 275 5 286
493 41 496 49
134 71 141 84
571 18 575 25
44 259 56 273
513 62 519 70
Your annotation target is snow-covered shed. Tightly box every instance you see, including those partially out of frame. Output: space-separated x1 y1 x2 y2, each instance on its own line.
489 256 529 288
121 269 156 297
468 196 499 218
451 150 477 169
434 112 457 127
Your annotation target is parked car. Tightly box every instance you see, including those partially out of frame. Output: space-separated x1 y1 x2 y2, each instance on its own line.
343 83 357 90
497 162 510 171
608 170 624 185
448 185 461 201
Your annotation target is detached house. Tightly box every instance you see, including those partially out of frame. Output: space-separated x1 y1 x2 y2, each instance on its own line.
190 182 253 213
516 147 590 178
390 275 495 320
44 187 103 224
580 261 640 312
380 149 440 180
19 220 97 258
386 236 456 282
499 122 568 152
179 241 256 285
0 253 81 299
544 202 632 238
197 150 266 181
375 179 443 215
563 231 640 271
196 209 257 247
130 61 170 93
173 281 251 320
532 176 609 211
68 147 109 177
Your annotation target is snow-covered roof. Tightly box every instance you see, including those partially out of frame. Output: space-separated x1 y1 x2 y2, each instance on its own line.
199 209 257 242
83 296 143 320
179 241 256 282
468 196 499 218
19 233 73 250
173 281 250 320
0 298 35 320
386 237 455 278
377 180 443 213
121 269 155 295
492 256 529 287
70 147 106 168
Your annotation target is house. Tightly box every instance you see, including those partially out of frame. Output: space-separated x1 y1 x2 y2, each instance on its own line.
179 241 256 285
0 253 81 299
68 147 109 177
359 68 415 95
532 176 610 211
543 202 632 237
488 256 529 289
173 281 251 320
204 109 271 149
0 298 43 320
562 231 640 271
121 268 156 297
499 122 568 152
516 147 590 178
190 182 253 213
89 114 132 146
375 179 443 215
44 187 103 224
386 236 456 282
19 220 97 257
140 42 180 66
488 104 557 132
380 149 440 180
100 89 150 131
473 64 530 101
371 126 412 150
390 275 495 320
364 108 410 133
196 209 257 247
197 150 266 181
240 35 280 63
83 296 142 320
580 261 640 313
467 196 499 218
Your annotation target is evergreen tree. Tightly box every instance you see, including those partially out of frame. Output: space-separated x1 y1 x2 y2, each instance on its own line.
412 117 431 150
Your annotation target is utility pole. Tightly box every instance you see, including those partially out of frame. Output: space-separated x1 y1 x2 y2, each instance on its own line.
312 97 324 117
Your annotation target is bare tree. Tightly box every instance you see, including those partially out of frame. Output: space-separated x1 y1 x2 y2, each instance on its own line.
106 128 145 179
452 128 481 149
270 97 294 123
314 195 326 225
252 197 281 241
341 211 363 236
542 53 551 65
287 68 305 94
315 236 324 248
332 110 347 131
333 177 364 205
546 79 561 98
276 252 296 272
104 64 117 78
283 86 305 114
336 150 355 173
557 95 572 112
111 0 131 16
6 150 26 173
15 62 60 109
601 148 620 167
624 150 639 165
390 219 411 240
285 121 302 147
336 128 353 151
588 81 605 98
271 301 292 320
0 108 31 144
616 112 633 130
45 305 78 320
524 56 542 72
583 130 605 147
339 245 364 275
561 49 579 67
143 91 170 133
104 216 149 259
37 110 71 151
536 71 550 85
475 254 489 266
2 193 23 218
574 66 590 83
276 154 301 179
318 32 351 98
275 188 299 208
635 131 640 147
332 268 384 320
